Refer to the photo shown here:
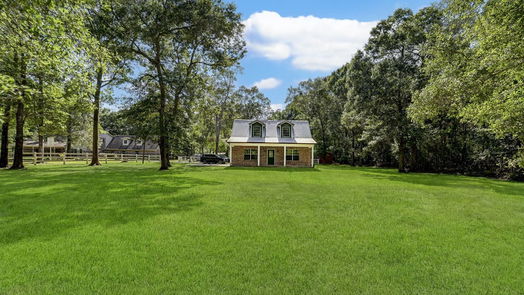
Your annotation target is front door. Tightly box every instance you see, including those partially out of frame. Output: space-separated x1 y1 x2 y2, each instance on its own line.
267 150 275 165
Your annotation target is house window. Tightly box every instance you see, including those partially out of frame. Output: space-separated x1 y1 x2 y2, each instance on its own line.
281 123 291 138
122 139 130 146
286 149 299 161
136 139 143 146
244 149 257 160
252 123 262 137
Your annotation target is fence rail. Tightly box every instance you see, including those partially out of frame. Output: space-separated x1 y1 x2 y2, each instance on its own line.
6 152 163 165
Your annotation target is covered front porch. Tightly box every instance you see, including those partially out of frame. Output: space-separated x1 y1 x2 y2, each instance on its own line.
229 143 314 168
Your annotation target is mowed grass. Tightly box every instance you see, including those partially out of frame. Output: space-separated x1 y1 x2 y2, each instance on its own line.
0 163 523 294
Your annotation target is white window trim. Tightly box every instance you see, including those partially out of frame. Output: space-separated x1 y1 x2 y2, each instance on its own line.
243 148 258 160
280 123 292 138
286 148 299 161
251 123 263 137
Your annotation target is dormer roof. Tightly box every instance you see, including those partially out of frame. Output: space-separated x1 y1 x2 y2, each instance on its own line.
227 119 316 144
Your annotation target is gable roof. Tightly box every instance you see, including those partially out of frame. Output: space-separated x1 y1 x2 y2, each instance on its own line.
227 119 316 144
104 135 159 151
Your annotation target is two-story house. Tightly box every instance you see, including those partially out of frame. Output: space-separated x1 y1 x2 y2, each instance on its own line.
227 119 316 167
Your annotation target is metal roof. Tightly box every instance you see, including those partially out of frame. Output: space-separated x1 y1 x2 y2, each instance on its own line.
104 136 159 151
227 119 316 144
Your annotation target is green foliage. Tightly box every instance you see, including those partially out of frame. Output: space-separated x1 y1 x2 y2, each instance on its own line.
107 0 246 168
281 4 522 178
100 108 132 135
410 0 524 144
0 0 97 148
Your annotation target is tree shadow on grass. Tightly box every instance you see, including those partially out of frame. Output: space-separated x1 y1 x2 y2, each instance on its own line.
0 165 221 245
326 165 524 197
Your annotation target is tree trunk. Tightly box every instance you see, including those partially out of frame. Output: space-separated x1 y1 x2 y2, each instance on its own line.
351 131 356 166
319 119 328 156
0 101 11 168
37 75 45 163
10 54 26 170
89 67 103 166
398 136 407 173
38 135 44 163
142 138 146 164
10 99 25 169
155 61 169 170
66 117 73 153
66 136 72 153
409 144 418 172
214 114 220 154
166 142 172 167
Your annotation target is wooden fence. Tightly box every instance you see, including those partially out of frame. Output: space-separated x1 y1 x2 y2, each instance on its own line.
6 152 165 165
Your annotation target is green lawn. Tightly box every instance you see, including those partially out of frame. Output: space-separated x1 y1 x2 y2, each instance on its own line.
1 163 523 294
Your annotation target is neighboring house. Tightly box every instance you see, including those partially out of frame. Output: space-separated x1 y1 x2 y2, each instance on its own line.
99 134 113 151
23 136 66 153
227 119 316 167
102 135 160 155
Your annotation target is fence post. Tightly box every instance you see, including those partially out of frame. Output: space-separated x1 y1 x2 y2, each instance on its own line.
105 154 108 164
135 154 138 162
33 152 36 165
148 155 151 163
63 154 66 165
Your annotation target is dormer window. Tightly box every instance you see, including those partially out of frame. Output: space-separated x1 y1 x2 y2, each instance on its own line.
122 139 130 146
136 139 143 146
281 123 292 138
252 122 263 137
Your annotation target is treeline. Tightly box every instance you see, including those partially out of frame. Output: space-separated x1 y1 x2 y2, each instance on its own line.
274 1 523 179
1 0 522 177
0 0 254 170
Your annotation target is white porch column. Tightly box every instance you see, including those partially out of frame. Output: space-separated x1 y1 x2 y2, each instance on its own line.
311 145 314 167
257 145 260 166
283 145 287 167
229 144 232 164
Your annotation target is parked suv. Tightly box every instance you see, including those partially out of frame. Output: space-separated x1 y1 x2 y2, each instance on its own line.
200 154 226 164
218 154 230 163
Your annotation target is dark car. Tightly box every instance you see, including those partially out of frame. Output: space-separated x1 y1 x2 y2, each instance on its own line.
200 154 225 164
218 154 230 163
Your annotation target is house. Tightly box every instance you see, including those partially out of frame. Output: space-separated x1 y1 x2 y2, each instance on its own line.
227 119 316 167
102 135 160 155
22 136 66 153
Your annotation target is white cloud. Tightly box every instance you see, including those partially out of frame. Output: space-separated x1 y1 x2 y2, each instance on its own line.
253 77 282 90
270 104 283 111
244 11 377 71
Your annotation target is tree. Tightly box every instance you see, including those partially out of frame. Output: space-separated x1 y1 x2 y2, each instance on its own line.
0 73 15 167
410 0 524 166
0 0 96 169
86 1 129 166
0 98 12 168
121 99 158 163
285 78 335 157
234 86 272 120
63 77 92 153
112 0 245 170
349 8 443 172
211 71 236 154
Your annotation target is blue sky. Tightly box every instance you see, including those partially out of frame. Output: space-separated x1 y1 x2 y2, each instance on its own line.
232 0 434 110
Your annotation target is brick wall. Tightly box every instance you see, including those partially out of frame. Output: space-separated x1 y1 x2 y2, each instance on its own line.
231 146 258 166
285 147 312 167
231 145 312 167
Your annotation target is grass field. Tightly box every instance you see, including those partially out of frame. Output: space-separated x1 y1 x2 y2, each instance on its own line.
1 163 523 294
